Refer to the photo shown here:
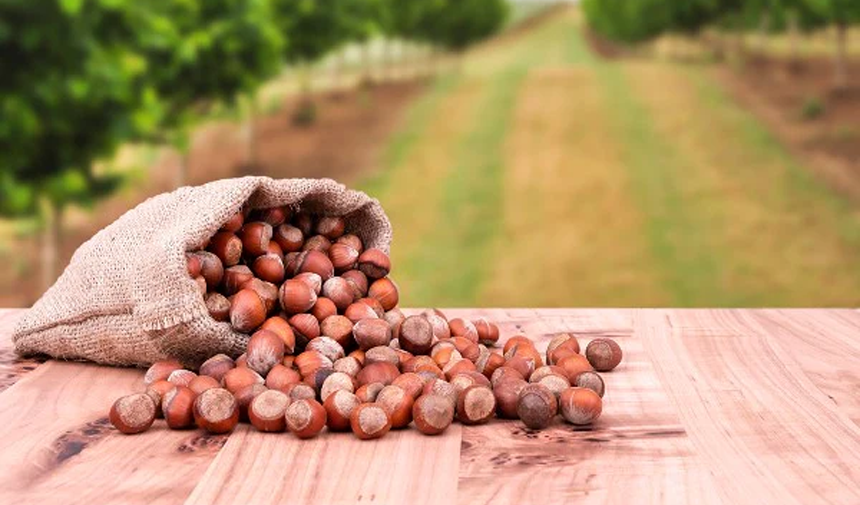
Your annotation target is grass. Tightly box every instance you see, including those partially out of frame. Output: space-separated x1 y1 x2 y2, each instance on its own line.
360 7 860 308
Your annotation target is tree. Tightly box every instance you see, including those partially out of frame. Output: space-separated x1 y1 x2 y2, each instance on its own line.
805 0 860 88
415 0 510 53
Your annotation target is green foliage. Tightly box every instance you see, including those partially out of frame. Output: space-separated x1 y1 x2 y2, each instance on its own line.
411 0 509 52
800 95 825 119
272 0 353 63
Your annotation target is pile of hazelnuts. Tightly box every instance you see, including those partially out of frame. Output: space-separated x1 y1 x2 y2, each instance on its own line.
109 205 624 439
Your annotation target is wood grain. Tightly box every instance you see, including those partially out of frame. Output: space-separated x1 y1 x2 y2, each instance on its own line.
0 309 46 393
0 308 859 504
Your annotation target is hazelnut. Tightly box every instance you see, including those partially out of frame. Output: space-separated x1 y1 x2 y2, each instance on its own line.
424 313 451 340
546 333 580 363
323 390 361 431
559 387 603 425
494 378 528 418
364 346 400 368
288 313 321 346
349 349 366 366
303 235 332 253
416 369 444 384
432 344 461 369
337 234 364 253
333 356 362 377
357 248 390 279
293 211 314 236
548 345 580 367
355 382 385 403
307 336 345 363
375 385 414 429
341 269 368 298
311 297 338 322
286 399 327 438
230 289 267 333
517 384 557 430
222 265 254 295
357 297 385 317
188 375 221 395
443 359 476 380
283 382 317 401
422 378 458 408
221 211 245 233
316 216 346 239
402 355 436 374
279 279 317 315
344 302 379 323
235 353 248 368
222 367 264 394
503 336 534 354
558 354 593 382
208 231 243 266
449 318 478 342
353 318 392 350
505 355 536 381
193 387 239 433
246 279 280 314
574 371 606 398
234 383 267 421
252 253 285 284
391 372 424 399
186 253 202 277
249 389 291 432
399 315 433 355
296 250 334 281
480 352 505 380
356 362 400 387
457 385 496 425
144 360 183 385
145 380 174 418
350 403 391 440
529 365 568 384
294 350 333 378
384 309 406 338
294 272 323 295
110 393 156 434
205 293 231 322
273 224 303 253
167 369 197 387
162 386 197 429
245 329 285 376
320 371 355 400
538 373 571 398
490 366 525 387
510 343 544 369
238 221 272 257
320 315 354 348
368 278 398 311
265 364 301 391
585 338 623 372
267 239 283 257
329 243 359 272
259 316 296 354
322 277 354 311
450 373 479 397
412 394 454 435
473 318 500 346
451 336 480 362
194 251 224 290
255 206 289 227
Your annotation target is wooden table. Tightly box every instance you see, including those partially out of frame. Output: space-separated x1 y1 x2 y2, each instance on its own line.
1 308 859 504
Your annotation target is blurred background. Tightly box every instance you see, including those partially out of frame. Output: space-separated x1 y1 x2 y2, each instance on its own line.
1 0 858 308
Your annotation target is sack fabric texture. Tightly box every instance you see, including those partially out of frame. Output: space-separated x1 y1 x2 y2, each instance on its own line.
12 177 392 368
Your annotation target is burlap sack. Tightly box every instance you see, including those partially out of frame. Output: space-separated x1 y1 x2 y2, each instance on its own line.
12 177 392 368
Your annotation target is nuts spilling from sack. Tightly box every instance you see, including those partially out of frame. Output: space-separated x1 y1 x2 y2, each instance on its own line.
109 207 623 438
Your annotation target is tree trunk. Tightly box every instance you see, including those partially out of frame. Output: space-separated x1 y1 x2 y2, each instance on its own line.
332 50 345 92
244 94 258 173
788 10 800 68
362 42 372 84
834 22 848 89
757 9 771 53
40 200 62 293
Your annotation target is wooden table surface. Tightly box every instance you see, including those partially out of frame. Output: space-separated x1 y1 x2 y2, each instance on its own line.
1 308 859 504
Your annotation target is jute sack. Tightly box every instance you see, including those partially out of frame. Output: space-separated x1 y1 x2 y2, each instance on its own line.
12 177 392 368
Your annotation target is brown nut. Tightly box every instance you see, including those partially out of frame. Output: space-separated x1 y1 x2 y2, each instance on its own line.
293 211 313 236
205 293 231 322
391 372 424 400
355 362 400 387
529 365 568 384
311 297 338 322
357 248 390 279
341 270 369 298
493 378 528 419
110 393 156 434
344 302 379 323
422 378 458 408
333 356 362 378
167 369 197 387
294 272 323 295
323 390 361 431
558 354 594 382
457 385 496 425
451 337 480 363
307 336 345 363
546 333 580 364
283 382 317 402
443 359 477 380
194 251 224 290
355 382 385 403
265 364 301 391
222 367 264 394
193 387 239 434
279 279 317 315
505 355 536 381
145 380 174 418
364 346 400 368
303 235 332 253
480 352 505 380
424 312 451 340
517 383 557 430
375 385 414 429
574 370 606 397
316 216 346 239
246 329 285 376
286 399 327 438
244 278 279 314
186 253 202 278
188 375 221 395
320 371 355 401
473 318 500 346
144 360 183 385
294 350 333 378
288 313 321 347
322 277 354 311
538 373 571 398
249 389 291 432
223 265 254 295
585 338 623 372
221 211 245 233
238 221 272 257
230 289 267 333
368 278 398 311
320 315 354 348
273 224 303 253
412 394 454 435
399 315 433 355
254 206 289 227
296 250 334 281
259 316 296 354
353 318 393 350
208 231 243 267
449 318 478 342
233 383 267 421
490 366 525 387
350 403 392 440
163 386 197 429
384 309 406 338
329 243 359 272
503 335 535 354
252 253 285 284
336 234 364 253
559 387 603 425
